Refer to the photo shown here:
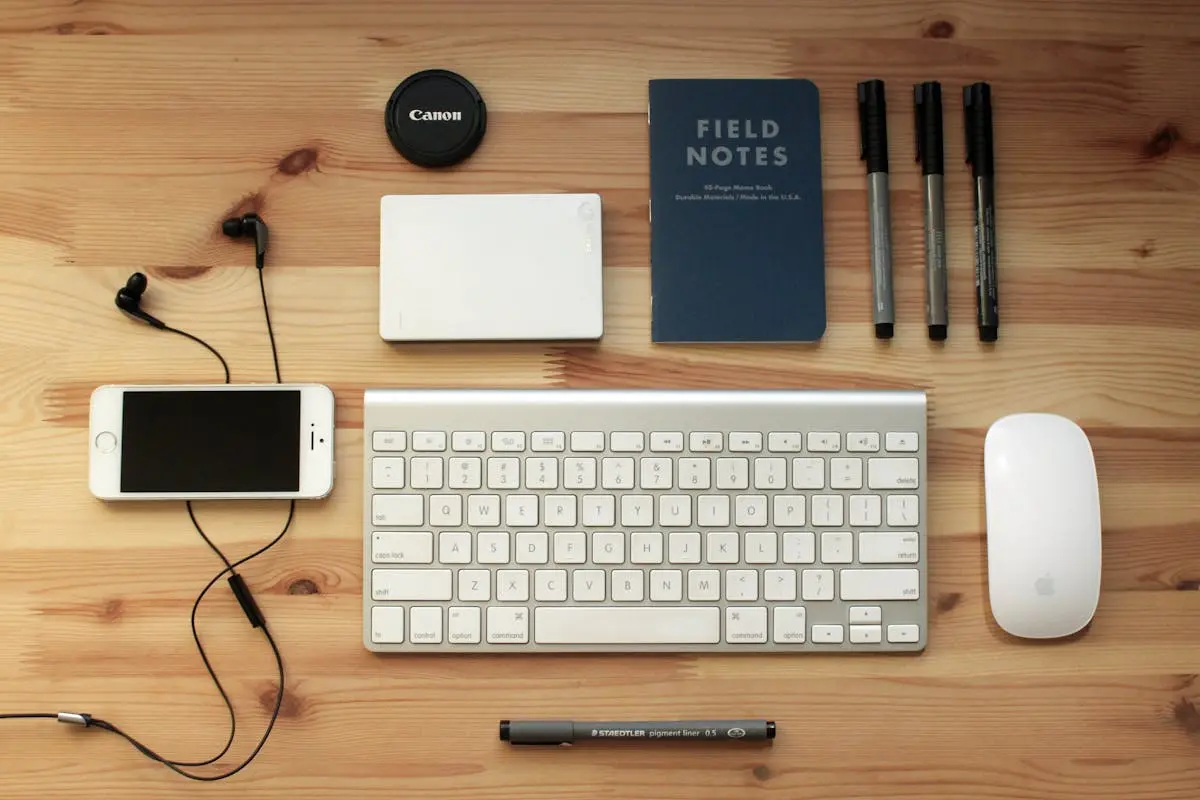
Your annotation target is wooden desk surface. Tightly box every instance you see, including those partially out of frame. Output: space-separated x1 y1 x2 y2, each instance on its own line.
1 1 1198 797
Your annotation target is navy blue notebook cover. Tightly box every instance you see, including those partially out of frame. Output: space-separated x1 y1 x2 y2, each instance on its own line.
649 78 826 342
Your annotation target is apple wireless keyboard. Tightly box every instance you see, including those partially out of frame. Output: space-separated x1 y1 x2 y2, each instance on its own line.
362 389 927 653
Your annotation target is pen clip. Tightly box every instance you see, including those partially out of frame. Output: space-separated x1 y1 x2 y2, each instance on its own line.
963 85 976 166
856 82 868 161
914 84 926 165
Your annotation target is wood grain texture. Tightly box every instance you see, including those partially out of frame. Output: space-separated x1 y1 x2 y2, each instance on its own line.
1 0 1198 796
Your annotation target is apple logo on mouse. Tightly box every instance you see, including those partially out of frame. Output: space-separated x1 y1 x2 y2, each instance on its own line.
1034 573 1055 597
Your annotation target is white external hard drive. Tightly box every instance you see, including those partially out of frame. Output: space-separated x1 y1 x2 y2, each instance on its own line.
379 193 604 341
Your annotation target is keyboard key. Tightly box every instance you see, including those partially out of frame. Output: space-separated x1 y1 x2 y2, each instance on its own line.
497 570 530 602
525 457 558 489
850 606 882 624
668 531 701 564
486 607 529 644
687 569 721 600
650 569 683 601
725 606 767 643
515 532 549 564
754 457 786 489
601 457 635 489
706 531 739 563
729 432 763 452
812 624 844 644
831 458 863 489
373 431 406 452
725 570 758 601
593 531 625 563
570 431 605 452
716 458 749 490
477 531 510 564
372 457 405 489
451 431 486 452
372 569 452 601
820 531 853 564
658 495 691 527
697 495 730 526
581 494 615 527
371 606 406 644
679 458 711 489
438 531 471 563
611 431 645 452
850 624 882 644
543 495 577 528
487 457 520 489
744 531 778 564
782 531 816 564
492 432 526 452
650 432 684 452
412 432 447 452
847 432 880 452
886 432 919 452
531 431 565 452
734 495 768 527
620 495 654 527
840 569 920 601
553 531 586 564
612 570 644 601
867 458 919 489
849 494 882 527
689 432 723 452
409 457 444 489
801 569 834 601
767 432 803 452
535 569 567 601
888 624 921 643
764 569 797 601
807 432 840 452
458 569 491 601
810 495 844 527
792 458 825 489
859 531 920 563
535 607 720 645
429 494 463 527
772 495 805 526
372 531 433 564
564 457 597 489
409 607 443 643
639 457 673 489
886 495 920 526
630 531 664 564
467 494 501 527
772 606 806 643
447 607 481 644
372 494 423 526
505 494 538 527
448 457 482 489
573 570 606 601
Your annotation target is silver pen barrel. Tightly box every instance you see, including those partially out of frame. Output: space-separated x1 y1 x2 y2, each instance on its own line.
922 173 948 338
867 171 894 338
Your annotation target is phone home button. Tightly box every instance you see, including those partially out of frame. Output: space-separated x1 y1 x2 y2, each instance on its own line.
95 431 118 454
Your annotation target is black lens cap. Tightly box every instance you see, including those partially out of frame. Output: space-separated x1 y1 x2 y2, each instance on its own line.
385 69 487 168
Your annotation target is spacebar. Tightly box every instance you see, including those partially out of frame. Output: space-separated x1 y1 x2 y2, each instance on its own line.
535 607 721 644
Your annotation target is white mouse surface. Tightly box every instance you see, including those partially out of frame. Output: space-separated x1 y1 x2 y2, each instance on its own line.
984 413 1102 639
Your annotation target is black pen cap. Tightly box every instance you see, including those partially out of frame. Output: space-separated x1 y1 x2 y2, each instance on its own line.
914 81 944 175
963 82 994 178
857 79 889 173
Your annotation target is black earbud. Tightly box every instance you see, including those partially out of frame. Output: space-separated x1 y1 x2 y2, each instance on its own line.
222 213 269 269
114 272 167 330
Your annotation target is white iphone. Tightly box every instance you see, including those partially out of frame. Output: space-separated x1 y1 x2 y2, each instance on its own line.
89 383 336 501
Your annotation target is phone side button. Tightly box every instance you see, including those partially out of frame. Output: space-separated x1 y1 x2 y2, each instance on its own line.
95 431 118 454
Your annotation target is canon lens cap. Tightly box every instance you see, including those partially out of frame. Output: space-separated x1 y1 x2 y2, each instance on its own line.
385 69 487 167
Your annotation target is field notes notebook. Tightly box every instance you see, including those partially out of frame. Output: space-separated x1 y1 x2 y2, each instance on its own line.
649 78 826 342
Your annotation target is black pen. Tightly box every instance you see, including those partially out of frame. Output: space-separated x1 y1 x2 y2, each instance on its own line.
915 81 948 341
500 719 775 745
964 82 998 342
857 79 894 339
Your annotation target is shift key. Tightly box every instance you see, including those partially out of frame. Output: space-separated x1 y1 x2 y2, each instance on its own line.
840 569 920 600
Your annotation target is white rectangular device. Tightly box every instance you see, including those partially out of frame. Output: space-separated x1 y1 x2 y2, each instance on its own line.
378 193 604 342
89 383 336 501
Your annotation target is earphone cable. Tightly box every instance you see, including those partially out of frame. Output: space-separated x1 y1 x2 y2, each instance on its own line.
258 266 282 384
162 325 231 384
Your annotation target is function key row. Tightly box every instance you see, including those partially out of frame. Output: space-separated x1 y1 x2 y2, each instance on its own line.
373 430 920 454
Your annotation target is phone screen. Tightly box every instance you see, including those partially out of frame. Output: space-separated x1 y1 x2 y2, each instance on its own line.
120 390 301 493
